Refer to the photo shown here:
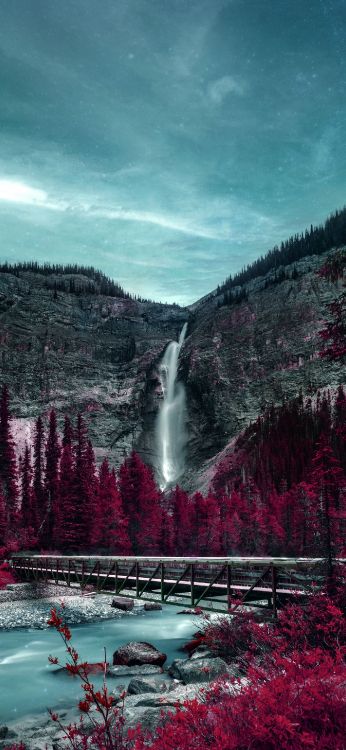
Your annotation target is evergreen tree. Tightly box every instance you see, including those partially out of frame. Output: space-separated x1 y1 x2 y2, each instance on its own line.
0 483 7 545
74 415 93 547
97 461 131 553
171 485 193 555
42 410 60 547
20 444 36 530
32 416 45 524
0 385 18 527
119 451 162 554
310 436 346 570
85 440 99 544
58 438 78 550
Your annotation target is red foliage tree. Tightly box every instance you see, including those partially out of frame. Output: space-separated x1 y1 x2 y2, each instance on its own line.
0 384 19 527
310 435 346 568
42 409 60 546
0 483 7 546
32 416 45 525
96 460 131 553
57 420 79 550
73 415 93 547
20 444 38 537
192 493 221 555
171 485 194 555
119 451 162 554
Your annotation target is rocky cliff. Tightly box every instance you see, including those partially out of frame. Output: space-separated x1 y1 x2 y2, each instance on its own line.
180 250 345 490
0 252 344 491
0 269 187 468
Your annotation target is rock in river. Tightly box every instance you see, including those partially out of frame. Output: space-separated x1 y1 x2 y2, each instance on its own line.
111 597 134 611
113 641 167 667
169 657 229 683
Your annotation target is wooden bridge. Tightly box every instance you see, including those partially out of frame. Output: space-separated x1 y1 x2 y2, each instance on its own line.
10 555 333 614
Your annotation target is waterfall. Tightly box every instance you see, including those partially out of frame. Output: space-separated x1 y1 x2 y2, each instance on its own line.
157 322 188 489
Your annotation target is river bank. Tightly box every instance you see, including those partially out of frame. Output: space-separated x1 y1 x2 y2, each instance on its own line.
0 583 232 748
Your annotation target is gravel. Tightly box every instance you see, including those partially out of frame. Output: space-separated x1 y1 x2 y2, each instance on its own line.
0 583 140 629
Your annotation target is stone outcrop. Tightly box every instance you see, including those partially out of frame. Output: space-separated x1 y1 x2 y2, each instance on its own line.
112 641 167 667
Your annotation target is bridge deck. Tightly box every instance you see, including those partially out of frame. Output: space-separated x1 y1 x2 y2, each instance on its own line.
11 555 338 614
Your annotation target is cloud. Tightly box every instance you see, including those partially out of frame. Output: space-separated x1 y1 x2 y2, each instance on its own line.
0 178 227 241
208 75 245 104
0 179 66 211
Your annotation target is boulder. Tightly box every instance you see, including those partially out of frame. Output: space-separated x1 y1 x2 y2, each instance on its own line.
124 705 173 732
113 641 166 667
144 602 162 611
127 677 167 695
169 657 229 684
177 607 203 615
111 597 134 611
107 664 162 678
190 646 215 660
130 684 201 707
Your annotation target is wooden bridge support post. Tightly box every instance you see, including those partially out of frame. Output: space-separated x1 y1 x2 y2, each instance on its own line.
271 564 278 618
136 563 140 597
68 560 71 588
81 561 85 589
114 562 118 593
191 564 195 608
227 564 232 611
55 559 59 586
161 563 165 602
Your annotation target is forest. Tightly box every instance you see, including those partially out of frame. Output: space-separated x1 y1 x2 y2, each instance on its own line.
0 382 345 567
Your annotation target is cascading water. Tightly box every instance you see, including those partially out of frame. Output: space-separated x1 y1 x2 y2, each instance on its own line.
157 322 188 489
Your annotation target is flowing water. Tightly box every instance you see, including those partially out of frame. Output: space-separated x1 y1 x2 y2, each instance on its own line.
157 322 188 488
0 606 198 722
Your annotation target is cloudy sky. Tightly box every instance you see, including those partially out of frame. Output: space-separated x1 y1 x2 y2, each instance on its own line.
0 0 345 304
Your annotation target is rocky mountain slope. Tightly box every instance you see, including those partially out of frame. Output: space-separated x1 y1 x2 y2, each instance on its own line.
0 251 344 491
0 269 187 468
180 250 344 489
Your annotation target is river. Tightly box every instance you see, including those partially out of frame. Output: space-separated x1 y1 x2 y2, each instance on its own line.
0 606 198 723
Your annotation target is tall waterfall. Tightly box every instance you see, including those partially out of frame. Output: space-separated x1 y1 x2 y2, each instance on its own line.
157 322 188 489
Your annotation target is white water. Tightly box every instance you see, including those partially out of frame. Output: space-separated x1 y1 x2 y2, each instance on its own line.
157 323 188 488
0 607 198 722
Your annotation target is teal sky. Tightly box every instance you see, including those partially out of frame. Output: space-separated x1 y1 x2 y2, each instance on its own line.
0 0 345 304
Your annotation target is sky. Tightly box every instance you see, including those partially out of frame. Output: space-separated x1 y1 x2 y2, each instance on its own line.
0 0 345 305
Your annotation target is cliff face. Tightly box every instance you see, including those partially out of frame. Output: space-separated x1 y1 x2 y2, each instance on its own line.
180 251 345 490
0 270 187 467
0 252 344 490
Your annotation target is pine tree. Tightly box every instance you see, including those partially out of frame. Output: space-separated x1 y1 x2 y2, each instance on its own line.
58 438 78 550
0 483 7 545
0 385 19 528
310 435 346 570
192 493 221 555
97 461 131 553
119 451 162 554
171 485 193 555
85 440 99 545
32 416 45 523
74 415 93 546
20 444 36 530
42 410 60 547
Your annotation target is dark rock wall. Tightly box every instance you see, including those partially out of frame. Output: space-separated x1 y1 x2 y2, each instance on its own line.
0 252 344 490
